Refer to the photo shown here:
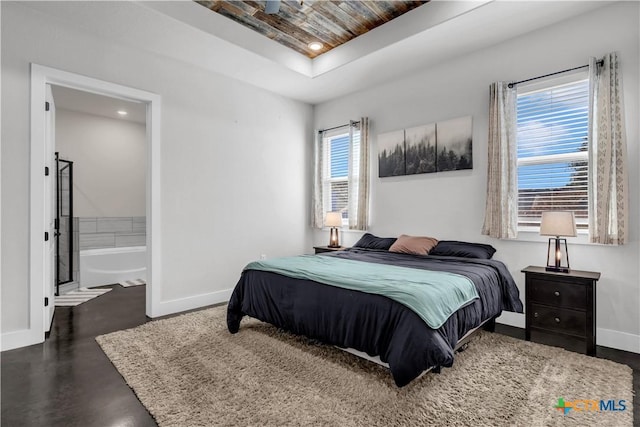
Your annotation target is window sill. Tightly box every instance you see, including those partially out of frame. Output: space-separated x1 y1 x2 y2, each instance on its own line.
513 229 594 246
320 227 364 234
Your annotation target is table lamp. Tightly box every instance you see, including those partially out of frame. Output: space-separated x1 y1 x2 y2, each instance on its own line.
325 212 343 248
540 211 577 273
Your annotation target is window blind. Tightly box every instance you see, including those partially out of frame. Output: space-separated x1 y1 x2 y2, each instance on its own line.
516 78 589 228
325 131 349 219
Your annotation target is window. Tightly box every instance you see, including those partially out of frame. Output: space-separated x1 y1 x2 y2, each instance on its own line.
321 124 360 224
516 75 590 230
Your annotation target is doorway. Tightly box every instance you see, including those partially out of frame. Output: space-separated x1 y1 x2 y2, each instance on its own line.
29 64 162 346
47 84 149 325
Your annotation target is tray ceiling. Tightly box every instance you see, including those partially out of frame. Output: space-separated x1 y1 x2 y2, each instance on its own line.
195 1 429 58
21 1 611 104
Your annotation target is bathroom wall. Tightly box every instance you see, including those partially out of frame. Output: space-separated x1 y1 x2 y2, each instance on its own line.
55 108 146 218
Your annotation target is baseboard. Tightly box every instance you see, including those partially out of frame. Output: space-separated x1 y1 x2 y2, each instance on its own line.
150 288 234 318
597 328 640 354
496 312 639 354
496 311 525 328
4 288 234 351
1 328 43 352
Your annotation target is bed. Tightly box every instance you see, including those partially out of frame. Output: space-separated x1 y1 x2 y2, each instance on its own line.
227 239 523 387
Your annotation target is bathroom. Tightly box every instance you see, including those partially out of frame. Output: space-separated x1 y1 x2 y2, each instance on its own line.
52 85 147 299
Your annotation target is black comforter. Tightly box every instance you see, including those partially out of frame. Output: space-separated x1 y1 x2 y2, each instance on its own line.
227 248 523 387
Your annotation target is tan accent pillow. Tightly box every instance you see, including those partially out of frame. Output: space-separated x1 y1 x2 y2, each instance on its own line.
389 235 439 256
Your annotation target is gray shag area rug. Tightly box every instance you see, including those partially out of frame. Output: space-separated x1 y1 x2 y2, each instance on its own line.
97 305 633 426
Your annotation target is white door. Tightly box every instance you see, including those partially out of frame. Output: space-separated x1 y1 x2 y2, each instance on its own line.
44 84 56 332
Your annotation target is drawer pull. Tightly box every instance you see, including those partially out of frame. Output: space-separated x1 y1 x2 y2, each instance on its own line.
555 317 560 323
554 291 560 297
534 312 538 318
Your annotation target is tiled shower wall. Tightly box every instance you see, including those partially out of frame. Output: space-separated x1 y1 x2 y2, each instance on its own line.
79 217 146 249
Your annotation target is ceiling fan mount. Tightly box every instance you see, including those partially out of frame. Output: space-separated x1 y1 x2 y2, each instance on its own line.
265 0 280 14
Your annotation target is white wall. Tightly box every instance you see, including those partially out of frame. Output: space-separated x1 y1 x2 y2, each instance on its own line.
315 2 640 351
1 3 313 334
56 109 146 217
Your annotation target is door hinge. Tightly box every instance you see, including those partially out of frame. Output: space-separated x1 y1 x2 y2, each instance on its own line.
54 218 59 230
44 297 49 307
45 166 49 176
45 101 50 111
44 231 49 241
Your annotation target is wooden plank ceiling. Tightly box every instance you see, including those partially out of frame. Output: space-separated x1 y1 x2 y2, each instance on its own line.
195 1 429 58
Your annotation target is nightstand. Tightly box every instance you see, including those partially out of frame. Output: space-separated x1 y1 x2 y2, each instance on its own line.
522 266 600 356
313 246 348 254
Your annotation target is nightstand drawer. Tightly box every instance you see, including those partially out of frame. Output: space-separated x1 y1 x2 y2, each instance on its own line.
530 304 586 337
529 277 586 310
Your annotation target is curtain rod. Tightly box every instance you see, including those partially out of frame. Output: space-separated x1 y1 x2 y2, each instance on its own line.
318 121 358 134
508 59 603 89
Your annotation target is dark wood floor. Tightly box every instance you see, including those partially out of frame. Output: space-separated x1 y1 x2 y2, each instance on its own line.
2 285 156 427
2 286 638 426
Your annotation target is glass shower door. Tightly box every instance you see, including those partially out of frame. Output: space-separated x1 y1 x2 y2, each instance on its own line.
56 152 74 295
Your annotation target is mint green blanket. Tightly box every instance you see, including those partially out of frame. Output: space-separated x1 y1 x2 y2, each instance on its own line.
244 255 479 329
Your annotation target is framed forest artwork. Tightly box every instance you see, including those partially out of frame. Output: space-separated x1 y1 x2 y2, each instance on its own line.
378 116 472 177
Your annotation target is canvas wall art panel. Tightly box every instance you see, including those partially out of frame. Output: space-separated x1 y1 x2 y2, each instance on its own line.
378 130 406 177
436 116 473 172
405 124 436 175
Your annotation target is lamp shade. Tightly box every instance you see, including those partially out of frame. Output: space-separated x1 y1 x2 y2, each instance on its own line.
325 212 343 227
540 211 577 237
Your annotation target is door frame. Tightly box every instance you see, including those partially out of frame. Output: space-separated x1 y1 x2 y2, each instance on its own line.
29 64 162 345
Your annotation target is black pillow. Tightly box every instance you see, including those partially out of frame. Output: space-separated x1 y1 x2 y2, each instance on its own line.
353 233 397 250
430 241 496 259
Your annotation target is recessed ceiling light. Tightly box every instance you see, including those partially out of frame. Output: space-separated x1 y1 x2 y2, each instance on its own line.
117 110 128 116
308 42 323 51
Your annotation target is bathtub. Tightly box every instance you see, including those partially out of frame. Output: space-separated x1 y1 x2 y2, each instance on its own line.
80 246 147 287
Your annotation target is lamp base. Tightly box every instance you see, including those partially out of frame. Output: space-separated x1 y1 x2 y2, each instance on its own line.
328 227 340 248
545 266 570 273
546 237 570 273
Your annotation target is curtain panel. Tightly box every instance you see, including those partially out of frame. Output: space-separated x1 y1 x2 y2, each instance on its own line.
348 117 370 230
588 52 629 245
311 129 324 229
482 82 518 239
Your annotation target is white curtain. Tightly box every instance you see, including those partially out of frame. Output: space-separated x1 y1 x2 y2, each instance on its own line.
348 118 370 230
588 52 629 245
481 82 518 239
311 129 324 229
